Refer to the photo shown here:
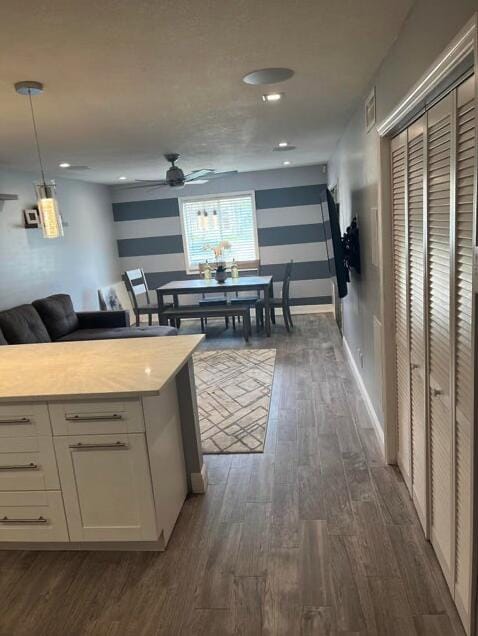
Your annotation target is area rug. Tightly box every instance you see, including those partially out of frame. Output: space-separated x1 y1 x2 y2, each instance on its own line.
193 349 277 454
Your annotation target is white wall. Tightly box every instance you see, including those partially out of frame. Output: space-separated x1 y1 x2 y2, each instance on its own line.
328 0 477 430
0 169 120 310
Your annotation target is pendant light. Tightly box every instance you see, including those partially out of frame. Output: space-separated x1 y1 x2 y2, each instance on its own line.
15 81 63 239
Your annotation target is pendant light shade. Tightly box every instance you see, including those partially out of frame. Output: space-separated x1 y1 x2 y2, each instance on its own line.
35 183 63 239
15 80 64 239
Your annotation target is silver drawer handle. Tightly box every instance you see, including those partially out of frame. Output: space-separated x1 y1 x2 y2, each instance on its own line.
432 388 443 397
65 414 123 422
0 516 47 524
0 417 31 425
69 441 128 450
0 463 38 471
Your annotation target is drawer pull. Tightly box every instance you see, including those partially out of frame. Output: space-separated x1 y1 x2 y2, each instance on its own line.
432 388 443 397
0 516 47 524
65 414 123 422
0 463 38 471
0 417 31 425
69 441 128 450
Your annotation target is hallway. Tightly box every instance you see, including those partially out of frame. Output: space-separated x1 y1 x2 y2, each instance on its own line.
0 315 464 634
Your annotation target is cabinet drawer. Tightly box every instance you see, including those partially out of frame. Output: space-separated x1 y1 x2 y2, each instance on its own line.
0 437 59 491
0 403 51 437
0 491 69 542
49 399 144 435
54 433 157 542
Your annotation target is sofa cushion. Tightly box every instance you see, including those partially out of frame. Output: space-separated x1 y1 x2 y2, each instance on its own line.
0 305 51 344
33 294 79 341
57 325 178 342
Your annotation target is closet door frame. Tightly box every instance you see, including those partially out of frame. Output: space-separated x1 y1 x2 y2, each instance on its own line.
377 14 478 635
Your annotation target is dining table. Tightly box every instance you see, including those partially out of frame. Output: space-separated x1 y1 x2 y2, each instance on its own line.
155 275 274 336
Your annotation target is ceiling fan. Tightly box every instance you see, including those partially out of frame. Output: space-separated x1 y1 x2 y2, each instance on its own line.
120 153 238 189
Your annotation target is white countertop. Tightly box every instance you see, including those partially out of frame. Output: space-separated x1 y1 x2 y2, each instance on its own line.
0 335 204 402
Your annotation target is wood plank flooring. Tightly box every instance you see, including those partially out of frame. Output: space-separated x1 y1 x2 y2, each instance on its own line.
0 315 465 635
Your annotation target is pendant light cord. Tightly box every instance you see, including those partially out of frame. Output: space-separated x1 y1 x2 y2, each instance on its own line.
27 89 47 186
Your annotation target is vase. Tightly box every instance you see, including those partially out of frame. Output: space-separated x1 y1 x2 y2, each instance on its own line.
215 264 227 283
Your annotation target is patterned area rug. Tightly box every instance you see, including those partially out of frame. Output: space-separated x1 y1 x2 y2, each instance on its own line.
193 349 277 454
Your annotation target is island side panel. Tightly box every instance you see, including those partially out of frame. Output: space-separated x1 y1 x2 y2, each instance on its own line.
175 358 207 493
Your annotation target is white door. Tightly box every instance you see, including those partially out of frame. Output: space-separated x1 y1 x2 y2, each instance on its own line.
391 130 412 492
453 74 475 632
427 92 454 586
407 116 428 533
54 433 157 542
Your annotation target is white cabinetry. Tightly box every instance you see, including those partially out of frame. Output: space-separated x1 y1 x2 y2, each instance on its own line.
0 391 188 549
54 433 157 542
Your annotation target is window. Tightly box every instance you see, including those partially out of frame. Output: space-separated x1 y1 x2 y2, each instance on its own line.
179 192 258 272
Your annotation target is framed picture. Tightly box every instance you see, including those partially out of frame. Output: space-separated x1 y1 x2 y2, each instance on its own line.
365 87 376 132
23 208 40 228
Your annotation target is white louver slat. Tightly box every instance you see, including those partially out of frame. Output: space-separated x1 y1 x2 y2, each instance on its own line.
427 93 453 586
391 131 412 492
407 117 428 533
453 75 475 632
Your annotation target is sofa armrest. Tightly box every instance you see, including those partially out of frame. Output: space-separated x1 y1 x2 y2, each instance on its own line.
76 310 130 329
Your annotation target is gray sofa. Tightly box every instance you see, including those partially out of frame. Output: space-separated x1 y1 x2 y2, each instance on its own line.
0 294 177 345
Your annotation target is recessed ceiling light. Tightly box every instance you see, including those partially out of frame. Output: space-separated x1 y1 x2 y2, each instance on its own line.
262 92 283 103
242 68 294 85
283 161 291 166
278 141 289 147
118 176 127 181
59 162 71 168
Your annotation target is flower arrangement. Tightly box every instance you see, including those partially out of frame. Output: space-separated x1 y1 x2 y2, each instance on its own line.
204 240 231 263
204 240 231 283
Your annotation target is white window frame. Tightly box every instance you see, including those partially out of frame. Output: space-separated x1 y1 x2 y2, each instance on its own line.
178 190 260 274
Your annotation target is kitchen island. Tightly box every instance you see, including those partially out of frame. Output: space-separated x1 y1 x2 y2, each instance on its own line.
0 334 206 550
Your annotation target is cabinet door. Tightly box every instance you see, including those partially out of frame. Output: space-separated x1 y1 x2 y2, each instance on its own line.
427 93 453 585
54 433 157 542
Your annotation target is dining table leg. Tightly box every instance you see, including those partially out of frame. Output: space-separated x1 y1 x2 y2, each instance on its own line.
264 284 272 337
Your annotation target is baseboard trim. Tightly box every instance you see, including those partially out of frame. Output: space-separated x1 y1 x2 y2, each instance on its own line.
342 336 385 453
280 304 334 315
191 464 208 493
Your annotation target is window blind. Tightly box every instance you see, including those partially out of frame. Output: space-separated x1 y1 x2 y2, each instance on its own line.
180 193 258 270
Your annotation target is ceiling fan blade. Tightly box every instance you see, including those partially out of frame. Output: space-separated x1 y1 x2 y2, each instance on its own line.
134 179 168 184
185 169 215 182
115 182 167 190
206 170 238 180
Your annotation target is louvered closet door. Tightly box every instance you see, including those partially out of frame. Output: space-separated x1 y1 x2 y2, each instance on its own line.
391 131 412 492
427 93 454 585
453 75 475 631
407 117 428 533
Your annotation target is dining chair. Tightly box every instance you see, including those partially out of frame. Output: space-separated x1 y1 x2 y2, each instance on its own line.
197 263 230 331
256 260 294 332
229 260 263 327
122 268 161 327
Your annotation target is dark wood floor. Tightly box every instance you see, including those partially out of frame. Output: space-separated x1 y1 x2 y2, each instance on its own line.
0 315 464 635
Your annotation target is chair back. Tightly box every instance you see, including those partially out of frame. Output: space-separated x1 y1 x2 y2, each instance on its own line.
282 260 293 301
235 259 261 275
122 268 150 310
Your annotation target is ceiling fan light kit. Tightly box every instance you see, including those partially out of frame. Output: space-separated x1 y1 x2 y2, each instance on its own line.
14 80 64 239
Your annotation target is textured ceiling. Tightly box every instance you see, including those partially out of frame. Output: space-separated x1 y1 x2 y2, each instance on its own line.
0 0 413 184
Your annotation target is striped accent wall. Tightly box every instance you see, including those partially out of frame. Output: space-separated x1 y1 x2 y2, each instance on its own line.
113 174 332 307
